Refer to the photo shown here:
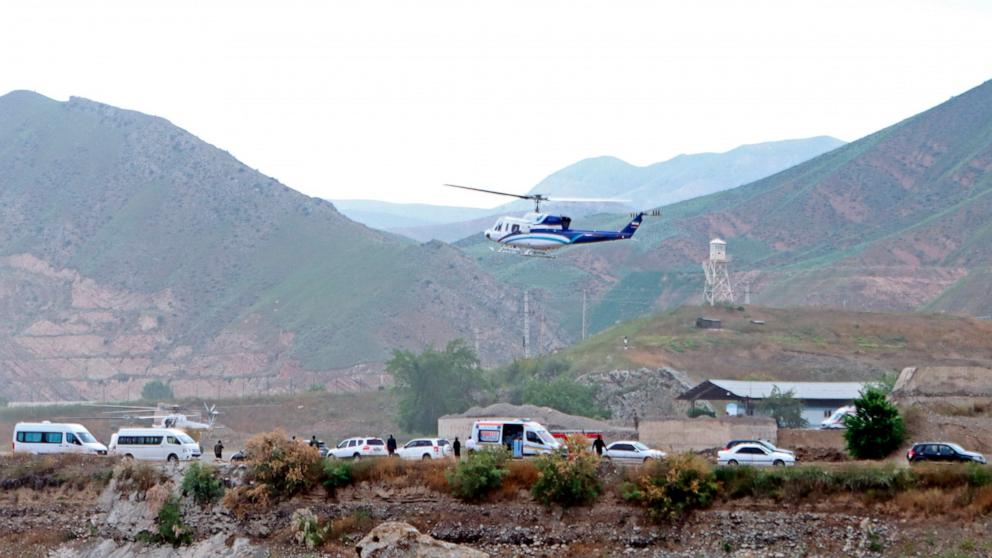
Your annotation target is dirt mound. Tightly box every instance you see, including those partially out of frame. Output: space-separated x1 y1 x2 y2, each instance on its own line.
893 366 992 397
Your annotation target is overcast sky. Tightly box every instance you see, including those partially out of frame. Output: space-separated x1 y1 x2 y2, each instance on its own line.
3 1 991 208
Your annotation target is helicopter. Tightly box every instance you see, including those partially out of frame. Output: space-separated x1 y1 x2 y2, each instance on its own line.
444 184 659 257
85 402 222 430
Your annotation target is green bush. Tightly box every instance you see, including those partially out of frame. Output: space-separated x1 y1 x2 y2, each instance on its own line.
292 507 326 550
155 495 193 546
181 462 225 505
531 437 602 508
141 380 174 401
687 406 716 418
844 386 906 459
446 447 509 502
622 453 717 521
322 460 354 492
757 386 807 428
715 464 914 501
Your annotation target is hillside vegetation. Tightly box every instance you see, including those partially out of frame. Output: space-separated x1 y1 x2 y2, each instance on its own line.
541 306 992 383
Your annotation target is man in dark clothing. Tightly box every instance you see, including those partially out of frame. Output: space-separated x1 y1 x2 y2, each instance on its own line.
593 434 606 456
309 435 318 448
453 437 461 459
214 440 224 460
387 434 397 456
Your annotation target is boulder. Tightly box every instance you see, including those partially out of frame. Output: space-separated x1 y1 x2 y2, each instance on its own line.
356 522 488 558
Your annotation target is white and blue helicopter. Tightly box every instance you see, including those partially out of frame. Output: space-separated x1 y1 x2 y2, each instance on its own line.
445 184 658 257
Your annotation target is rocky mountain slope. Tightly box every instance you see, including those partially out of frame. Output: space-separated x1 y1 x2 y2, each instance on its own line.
0 91 557 401
462 79 992 335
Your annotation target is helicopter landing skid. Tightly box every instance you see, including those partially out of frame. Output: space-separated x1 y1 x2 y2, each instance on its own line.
491 245 557 259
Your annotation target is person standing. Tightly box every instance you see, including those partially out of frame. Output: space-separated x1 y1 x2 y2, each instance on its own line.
387 434 397 456
214 439 224 460
593 434 606 456
309 435 318 448
453 437 461 459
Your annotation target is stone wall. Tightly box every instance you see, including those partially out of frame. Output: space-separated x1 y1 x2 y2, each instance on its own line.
777 428 846 449
638 416 777 452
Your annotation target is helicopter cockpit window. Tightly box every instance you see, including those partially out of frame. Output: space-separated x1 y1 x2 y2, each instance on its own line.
495 223 502 231
511 224 520 233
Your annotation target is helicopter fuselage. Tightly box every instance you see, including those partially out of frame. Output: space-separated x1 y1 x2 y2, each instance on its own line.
485 212 643 252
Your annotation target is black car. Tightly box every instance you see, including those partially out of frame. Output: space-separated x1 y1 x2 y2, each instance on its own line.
907 442 986 464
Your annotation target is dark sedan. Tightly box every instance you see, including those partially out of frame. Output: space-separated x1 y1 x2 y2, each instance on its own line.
907 442 986 464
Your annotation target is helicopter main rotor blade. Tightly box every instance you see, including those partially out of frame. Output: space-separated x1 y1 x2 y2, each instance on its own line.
544 197 632 204
443 184 536 200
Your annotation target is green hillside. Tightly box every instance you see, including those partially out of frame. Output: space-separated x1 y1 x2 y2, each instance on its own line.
540 305 992 383
0 91 542 382
463 78 992 336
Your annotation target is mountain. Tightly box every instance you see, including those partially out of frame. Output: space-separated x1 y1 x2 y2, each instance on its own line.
462 79 992 338
329 199 497 231
357 137 844 243
0 91 559 401
523 136 846 208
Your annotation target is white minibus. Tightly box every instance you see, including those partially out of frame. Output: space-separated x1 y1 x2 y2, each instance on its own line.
108 428 201 462
13 422 108 455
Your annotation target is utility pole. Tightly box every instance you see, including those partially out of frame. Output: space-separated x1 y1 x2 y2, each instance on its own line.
538 307 545 355
523 290 530 358
744 282 751 305
581 289 588 341
473 326 480 356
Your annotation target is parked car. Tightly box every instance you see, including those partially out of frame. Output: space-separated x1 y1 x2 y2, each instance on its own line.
718 442 795 467
327 437 388 460
907 442 987 465
396 438 451 460
725 439 795 456
602 441 666 464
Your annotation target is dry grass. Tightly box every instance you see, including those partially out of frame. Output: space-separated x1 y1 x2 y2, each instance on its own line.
114 460 165 496
495 460 540 499
0 454 114 492
349 458 451 492
931 401 992 417
324 509 376 544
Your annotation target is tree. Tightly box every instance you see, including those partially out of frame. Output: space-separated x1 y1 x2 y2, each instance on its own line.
757 386 807 428
388 340 484 433
521 376 610 419
843 386 906 459
141 380 174 401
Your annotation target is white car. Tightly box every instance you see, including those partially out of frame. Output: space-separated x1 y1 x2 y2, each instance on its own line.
603 441 666 464
328 437 387 460
396 438 451 460
718 442 795 467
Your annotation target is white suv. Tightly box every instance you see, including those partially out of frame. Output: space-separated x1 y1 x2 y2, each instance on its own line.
328 437 387 460
396 438 451 460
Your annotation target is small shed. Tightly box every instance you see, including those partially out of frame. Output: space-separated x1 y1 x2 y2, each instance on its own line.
695 316 722 329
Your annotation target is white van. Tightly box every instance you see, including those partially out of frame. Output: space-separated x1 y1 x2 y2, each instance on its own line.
465 419 561 456
108 428 201 462
13 422 108 455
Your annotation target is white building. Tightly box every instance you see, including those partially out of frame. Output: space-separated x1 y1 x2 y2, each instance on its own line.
678 379 867 427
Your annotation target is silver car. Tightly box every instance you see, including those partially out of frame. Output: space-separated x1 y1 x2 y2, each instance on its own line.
718 442 795 467
603 441 666 464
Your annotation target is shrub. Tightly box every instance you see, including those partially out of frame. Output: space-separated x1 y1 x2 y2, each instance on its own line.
292 507 326 550
844 386 906 459
531 436 602 508
322 460 354 493
327 508 375 541
622 453 717 521
116 460 166 496
141 380 174 401
154 495 193 546
446 447 509 502
223 430 322 516
521 376 611 419
181 462 224 505
687 406 715 418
